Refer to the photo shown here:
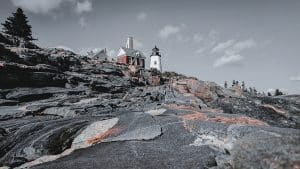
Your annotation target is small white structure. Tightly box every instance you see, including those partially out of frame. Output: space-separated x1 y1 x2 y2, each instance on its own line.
126 36 134 49
88 48 108 61
150 46 162 72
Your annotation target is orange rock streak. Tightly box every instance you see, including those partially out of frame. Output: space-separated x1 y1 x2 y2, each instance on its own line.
87 128 122 145
179 112 267 126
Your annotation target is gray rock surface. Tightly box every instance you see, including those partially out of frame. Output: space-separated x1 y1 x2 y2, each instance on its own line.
230 126 300 169
0 33 299 169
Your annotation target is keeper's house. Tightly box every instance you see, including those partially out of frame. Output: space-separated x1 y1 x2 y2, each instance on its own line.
116 37 146 69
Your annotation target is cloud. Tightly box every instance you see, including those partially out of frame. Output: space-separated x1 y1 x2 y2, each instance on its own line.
232 39 256 52
11 0 93 15
289 75 300 81
11 0 73 14
208 30 219 45
137 12 147 21
75 0 92 14
158 25 181 39
194 31 219 55
213 54 243 67
211 40 235 53
78 17 88 27
176 34 190 43
212 39 256 67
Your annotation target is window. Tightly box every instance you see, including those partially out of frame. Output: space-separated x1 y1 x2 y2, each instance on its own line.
141 59 144 67
154 61 157 65
128 57 132 64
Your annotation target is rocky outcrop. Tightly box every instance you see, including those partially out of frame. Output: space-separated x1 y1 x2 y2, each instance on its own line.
0 44 24 64
0 34 299 169
7 48 80 71
209 96 300 129
171 78 226 102
0 62 67 88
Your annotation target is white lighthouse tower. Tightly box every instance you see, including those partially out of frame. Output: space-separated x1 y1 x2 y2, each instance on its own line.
150 46 162 72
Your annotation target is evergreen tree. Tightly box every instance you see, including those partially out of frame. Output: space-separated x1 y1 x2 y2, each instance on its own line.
274 89 283 96
253 88 257 95
1 8 34 41
224 81 228 88
267 92 272 96
249 87 253 94
232 80 236 87
242 81 246 90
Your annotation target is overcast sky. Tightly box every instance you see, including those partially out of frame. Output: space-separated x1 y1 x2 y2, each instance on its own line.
1 0 300 94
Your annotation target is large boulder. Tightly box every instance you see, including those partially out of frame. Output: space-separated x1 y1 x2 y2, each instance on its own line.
0 117 89 168
230 126 300 169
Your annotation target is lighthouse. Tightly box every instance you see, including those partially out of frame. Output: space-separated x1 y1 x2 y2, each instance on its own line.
150 46 162 72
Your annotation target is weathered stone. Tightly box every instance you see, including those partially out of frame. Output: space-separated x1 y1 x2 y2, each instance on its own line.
42 107 76 117
230 127 300 169
0 99 18 106
5 87 65 102
0 62 67 88
145 108 167 116
0 35 299 169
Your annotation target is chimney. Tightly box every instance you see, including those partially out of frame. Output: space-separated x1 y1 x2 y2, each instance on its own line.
126 36 133 49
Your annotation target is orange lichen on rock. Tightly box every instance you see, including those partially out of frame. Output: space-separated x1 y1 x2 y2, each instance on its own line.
179 112 208 121
87 128 122 145
173 83 190 93
210 116 268 126
262 104 288 118
167 104 198 111
292 162 300 169
202 108 223 113
172 78 218 102
179 112 267 126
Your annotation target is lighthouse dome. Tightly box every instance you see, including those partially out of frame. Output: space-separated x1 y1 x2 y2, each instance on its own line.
151 45 161 57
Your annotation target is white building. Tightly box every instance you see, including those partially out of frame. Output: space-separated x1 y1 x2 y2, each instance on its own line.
150 46 162 72
88 48 108 61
